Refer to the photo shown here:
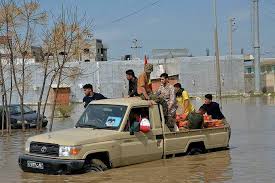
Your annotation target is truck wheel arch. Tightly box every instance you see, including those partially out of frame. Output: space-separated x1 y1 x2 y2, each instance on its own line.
186 141 206 155
84 151 111 169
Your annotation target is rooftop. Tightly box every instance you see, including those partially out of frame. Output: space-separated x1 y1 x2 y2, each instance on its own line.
244 57 275 66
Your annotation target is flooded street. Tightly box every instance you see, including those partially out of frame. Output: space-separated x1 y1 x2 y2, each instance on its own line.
1 96 275 183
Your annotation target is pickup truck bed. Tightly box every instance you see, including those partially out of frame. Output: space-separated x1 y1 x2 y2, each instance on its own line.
163 125 230 156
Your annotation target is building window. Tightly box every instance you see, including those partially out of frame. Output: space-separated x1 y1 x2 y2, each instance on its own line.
83 48 89 53
97 49 100 53
96 39 102 43
247 67 252 73
266 65 272 73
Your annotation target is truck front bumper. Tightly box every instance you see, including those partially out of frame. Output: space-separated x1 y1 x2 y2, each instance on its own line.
18 154 85 174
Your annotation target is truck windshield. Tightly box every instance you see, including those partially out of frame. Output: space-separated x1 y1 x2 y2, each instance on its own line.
76 104 127 130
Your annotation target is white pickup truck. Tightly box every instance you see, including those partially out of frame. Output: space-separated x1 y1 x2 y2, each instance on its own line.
19 97 231 174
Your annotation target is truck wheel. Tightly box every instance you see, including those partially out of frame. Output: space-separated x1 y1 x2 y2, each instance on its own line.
42 122 48 128
84 159 108 173
187 148 203 155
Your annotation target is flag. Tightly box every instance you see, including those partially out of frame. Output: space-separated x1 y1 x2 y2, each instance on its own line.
144 55 148 65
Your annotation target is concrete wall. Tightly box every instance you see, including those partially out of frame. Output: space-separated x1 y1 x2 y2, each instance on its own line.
179 56 244 96
2 55 245 104
245 73 275 93
264 73 275 92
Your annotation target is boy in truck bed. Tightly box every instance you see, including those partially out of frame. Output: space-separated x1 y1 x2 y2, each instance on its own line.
201 94 225 120
178 106 206 129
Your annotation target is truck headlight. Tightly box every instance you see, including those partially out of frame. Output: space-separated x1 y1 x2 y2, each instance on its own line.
59 146 81 157
25 140 31 153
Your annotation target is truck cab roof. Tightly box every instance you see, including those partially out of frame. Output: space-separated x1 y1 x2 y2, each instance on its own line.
89 97 156 107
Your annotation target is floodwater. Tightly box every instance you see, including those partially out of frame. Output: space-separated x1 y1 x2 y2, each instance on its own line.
0 96 275 183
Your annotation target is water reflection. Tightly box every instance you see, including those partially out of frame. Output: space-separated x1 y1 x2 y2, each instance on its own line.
19 151 232 183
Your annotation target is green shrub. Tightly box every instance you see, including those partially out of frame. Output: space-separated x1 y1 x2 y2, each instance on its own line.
56 105 73 118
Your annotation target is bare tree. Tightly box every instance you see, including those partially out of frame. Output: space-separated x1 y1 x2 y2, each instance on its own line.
0 0 46 131
0 1 91 133
47 8 92 132
0 54 10 134
0 1 16 134
35 29 54 131
0 55 5 135
36 27 87 131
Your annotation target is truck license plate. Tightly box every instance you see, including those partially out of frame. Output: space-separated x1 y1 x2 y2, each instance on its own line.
27 161 44 169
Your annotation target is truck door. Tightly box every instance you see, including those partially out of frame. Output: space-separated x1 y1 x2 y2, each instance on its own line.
119 106 163 166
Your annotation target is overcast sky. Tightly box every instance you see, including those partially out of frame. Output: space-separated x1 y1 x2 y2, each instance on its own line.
39 0 275 59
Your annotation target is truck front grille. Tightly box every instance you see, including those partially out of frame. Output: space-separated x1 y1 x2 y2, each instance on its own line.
30 142 59 157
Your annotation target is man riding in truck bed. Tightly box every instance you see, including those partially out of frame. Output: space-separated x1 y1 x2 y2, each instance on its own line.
82 84 107 108
126 69 138 97
137 64 153 100
201 94 225 120
137 65 176 131
156 73 177 131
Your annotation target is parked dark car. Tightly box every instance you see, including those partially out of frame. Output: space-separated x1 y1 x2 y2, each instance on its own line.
0 104 48 129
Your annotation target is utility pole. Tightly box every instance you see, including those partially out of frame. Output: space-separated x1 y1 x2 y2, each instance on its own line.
213 0 222 106
131 39 142 60
228 17 236 89
206 48 210 56
228 17 236 56
252 0 261 93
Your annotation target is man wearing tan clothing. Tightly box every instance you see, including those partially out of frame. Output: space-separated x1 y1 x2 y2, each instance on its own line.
137 64 153 99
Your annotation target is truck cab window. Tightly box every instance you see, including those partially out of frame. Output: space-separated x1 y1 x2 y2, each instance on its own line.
124 107 149 131
76 104 127 129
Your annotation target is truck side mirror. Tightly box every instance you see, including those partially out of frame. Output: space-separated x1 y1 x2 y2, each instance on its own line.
129 121 140 135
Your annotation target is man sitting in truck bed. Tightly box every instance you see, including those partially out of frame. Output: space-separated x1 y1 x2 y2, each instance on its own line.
200 94 225 120
185 106 206 129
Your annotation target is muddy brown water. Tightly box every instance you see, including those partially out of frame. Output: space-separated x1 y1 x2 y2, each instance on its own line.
0 96 275 183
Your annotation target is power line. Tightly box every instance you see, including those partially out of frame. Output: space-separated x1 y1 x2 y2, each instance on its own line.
111 0 162 24
95 0 162 30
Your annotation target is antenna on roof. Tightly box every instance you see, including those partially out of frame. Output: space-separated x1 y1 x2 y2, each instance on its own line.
131 39 142 60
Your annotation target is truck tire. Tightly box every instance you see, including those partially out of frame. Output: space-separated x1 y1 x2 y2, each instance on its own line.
187 147 203 155
42 122 48 128
84 159 108 173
